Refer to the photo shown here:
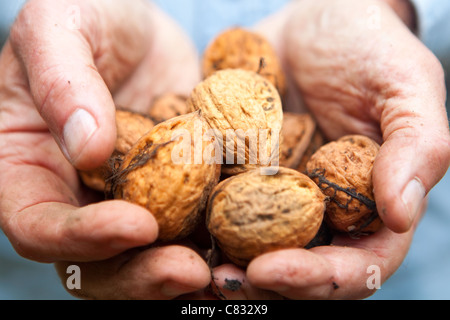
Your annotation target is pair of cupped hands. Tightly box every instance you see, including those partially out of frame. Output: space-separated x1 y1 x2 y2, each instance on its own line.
0 0 449 300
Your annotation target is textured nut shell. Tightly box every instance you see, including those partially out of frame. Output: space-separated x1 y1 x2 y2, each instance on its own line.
202 27 286 96
114 109 156 154
306 135 381 233
187 69 283 174
79 109 155 192
148 93 189 124
296 128 326 174
112 111 221 241
207 167 326 266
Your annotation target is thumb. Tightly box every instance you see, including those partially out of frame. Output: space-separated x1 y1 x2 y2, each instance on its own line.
9 0 150 170
373 57 450 233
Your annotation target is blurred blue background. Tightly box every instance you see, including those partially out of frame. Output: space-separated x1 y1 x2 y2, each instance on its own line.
0 0 449 300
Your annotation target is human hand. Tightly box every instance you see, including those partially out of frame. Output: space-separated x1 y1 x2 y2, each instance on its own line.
191 0 449 300
0 0 210 299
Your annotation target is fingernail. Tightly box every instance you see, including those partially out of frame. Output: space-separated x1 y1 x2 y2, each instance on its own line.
402 178 426 225
62 108 98 162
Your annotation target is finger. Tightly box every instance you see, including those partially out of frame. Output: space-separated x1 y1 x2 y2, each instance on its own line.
0 143 157 262
2 197 158 263
308 223 415 299
247 249 336 299
55 245 211 300
208 264 283 300
373 52 450 233
9 0 151 170
246 224 415 300
0 131 157 263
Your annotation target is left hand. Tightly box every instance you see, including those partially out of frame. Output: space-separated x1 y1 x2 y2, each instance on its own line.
0 0 209 300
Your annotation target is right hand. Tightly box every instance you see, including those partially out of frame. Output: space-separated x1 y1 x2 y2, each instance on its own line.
0 0 210 299
201 0 450 300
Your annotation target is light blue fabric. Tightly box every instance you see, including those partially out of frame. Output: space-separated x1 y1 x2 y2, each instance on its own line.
0 0 449 300
0 0 25 46
151 0 291 54
410 0 450 78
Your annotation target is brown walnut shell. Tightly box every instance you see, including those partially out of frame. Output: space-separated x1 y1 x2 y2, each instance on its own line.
111 111 221 241
187 69 283 175
79 109 155 192
306 135 383 234
207 167 326 267
148 93 189 124
296 127 327 174
202 27 286 96
279 112 326 172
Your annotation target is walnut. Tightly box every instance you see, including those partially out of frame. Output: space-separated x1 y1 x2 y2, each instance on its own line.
110 111 221 241
79 109 155 192
279 112 326 172
202 27 286 96
187 69 283 175
306 135 383 234
148 93 189 124
206 167 326 267
297 128 327 174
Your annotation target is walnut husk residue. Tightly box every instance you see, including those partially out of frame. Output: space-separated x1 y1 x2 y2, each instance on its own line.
111 111 221 241
202 27 286 96
306 135 383 234
207 167 326 266
187 69 283 175
79 108 155 192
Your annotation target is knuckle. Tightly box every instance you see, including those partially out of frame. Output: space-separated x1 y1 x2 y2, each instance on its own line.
36 67 67 111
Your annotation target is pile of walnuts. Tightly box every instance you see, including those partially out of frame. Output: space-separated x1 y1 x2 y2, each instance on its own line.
79 27 383 269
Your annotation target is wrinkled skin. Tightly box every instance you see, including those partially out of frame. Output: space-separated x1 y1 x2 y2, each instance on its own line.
200 0 450 300
0 0 209 300
0 0 449 300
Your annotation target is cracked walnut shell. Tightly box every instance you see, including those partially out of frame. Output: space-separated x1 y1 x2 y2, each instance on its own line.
206 167 326 266
187 69 283 175
111 111 221 241
306 135 383 234
202 27 286 96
